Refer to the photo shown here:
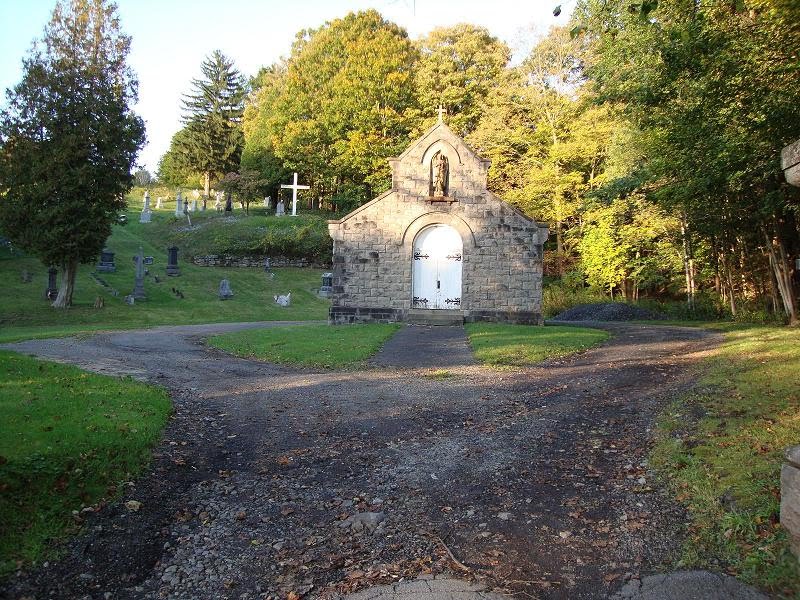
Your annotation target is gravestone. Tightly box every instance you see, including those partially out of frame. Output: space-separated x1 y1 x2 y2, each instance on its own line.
156 196 163 209
46 267 58 300
218 279 234 300
139 190 152 223
319 272 333 297
275 199 285 216
274 292 291 306
174 191 184 217
183 197 189 214
124 294 135 305
97 248 116 273
132 248 146 300
264 196 271 209
166 246 181 276
144 256 154 265
224 190 233 212
215 190 223 212
190 199 197 212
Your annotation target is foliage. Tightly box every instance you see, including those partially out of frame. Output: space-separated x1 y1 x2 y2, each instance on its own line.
0 350 171 576
133 168 152 187
243 11 418 208
157 125 201 187
541 277 608 318
217 169 270 214
0 0 145 308
208 323 401 369
465 323 609 367
574 0 800 322
177 50 246 195
652 326 800 597
578 194 682 298
414 24 511 137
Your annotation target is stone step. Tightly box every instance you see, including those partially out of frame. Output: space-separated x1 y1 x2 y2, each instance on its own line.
407 309 464 326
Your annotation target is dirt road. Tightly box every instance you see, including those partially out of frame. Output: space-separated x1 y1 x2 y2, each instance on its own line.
1 322 720 600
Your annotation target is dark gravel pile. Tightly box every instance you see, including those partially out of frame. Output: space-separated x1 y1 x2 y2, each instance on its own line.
551 302 666 322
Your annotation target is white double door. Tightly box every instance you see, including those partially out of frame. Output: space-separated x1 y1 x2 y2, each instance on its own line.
412 225 462 309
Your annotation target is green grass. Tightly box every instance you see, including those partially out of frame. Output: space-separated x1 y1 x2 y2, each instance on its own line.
0 205 331 342
208 323 401 369
465 323 610 367
0 350 172 577
651 325 800 597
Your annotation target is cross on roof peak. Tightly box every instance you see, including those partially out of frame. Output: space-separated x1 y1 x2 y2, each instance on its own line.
436 105 447 124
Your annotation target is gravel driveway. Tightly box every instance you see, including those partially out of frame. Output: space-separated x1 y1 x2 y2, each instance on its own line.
1 321 722 600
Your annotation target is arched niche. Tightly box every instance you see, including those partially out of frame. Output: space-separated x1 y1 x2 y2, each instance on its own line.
400 211 477 249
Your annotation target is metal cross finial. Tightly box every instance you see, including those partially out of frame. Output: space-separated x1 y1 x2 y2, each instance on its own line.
436 105 446 124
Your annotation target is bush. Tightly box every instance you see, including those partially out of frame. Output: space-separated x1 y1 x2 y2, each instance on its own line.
542 281 607 318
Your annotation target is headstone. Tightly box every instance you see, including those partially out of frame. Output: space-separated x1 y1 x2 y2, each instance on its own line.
20 269 33 283
166 246 180 276
97 248 116 273
190 199 197 212
183 197 189 214
144 256 154 265
139 190 152 223
124 294 135 305
224 190 233 212
319 272 333 297
174 191 184 217
275 199 285 217
132 248 146 300
274 292 291 307
215 190 223 212
117 214 128 225
156 196 163 209
46 267 58 299
264 196 271 209
218 279 234 300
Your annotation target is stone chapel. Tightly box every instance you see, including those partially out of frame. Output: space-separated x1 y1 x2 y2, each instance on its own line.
327 118 549 325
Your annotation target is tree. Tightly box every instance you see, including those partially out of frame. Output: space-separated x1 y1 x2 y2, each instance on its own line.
158 125 199 187
576 0 800 323
414 24 511 137
217 169 270 215
251 11 419 212
0 0 145 308
134 167 152 187
179 50 246 203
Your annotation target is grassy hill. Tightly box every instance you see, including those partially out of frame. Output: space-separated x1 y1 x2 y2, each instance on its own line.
0 197 331 342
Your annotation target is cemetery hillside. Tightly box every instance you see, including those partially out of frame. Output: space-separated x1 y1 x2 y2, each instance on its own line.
1 0 800 599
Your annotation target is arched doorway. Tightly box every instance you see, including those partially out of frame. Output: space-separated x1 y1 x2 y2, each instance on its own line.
412 224 462 309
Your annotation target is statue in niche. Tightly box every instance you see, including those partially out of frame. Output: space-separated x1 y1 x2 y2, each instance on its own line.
430 151 449 197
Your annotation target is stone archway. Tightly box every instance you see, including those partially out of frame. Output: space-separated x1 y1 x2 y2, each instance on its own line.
411 224 463 310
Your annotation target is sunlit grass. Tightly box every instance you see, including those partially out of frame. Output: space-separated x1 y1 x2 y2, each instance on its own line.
208 323 401 369
652 326 800 597
0 351 171 577
465 323 610 367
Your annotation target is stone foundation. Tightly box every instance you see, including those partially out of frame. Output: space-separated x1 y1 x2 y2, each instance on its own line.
781 446 800 560
464 310 543 325
192 255 329 269
329 306 405 324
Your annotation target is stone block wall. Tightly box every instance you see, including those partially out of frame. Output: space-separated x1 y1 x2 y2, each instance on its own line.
192 255 328 269
328 123 548 325
782 446 800 560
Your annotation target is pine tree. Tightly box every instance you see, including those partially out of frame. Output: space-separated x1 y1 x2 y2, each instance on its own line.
179 50 246 202
0 0 145 308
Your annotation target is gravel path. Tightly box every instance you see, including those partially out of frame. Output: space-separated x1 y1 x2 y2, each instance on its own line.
0 320 765 600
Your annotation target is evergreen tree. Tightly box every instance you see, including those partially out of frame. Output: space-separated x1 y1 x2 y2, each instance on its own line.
0 0 145 308
179 50 246 202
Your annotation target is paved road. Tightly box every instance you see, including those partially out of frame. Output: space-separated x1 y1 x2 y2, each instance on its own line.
0 322 767 599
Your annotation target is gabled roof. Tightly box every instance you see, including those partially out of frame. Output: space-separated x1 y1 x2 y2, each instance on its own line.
390 120 490 167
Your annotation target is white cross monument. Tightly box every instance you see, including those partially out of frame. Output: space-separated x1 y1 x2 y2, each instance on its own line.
280 172 310 217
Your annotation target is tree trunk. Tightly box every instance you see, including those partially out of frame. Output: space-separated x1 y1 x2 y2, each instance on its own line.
203 172 211 200
762 225 798 326
556 220 564 277
680 216 696 310
723 253 737 317
51 259 78 308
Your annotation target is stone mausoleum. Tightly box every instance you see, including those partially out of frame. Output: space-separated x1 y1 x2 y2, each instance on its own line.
328 117 549 325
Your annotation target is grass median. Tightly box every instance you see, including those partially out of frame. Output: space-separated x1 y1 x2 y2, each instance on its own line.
208 323 401 369
0 351 171 577
465 323 610 367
